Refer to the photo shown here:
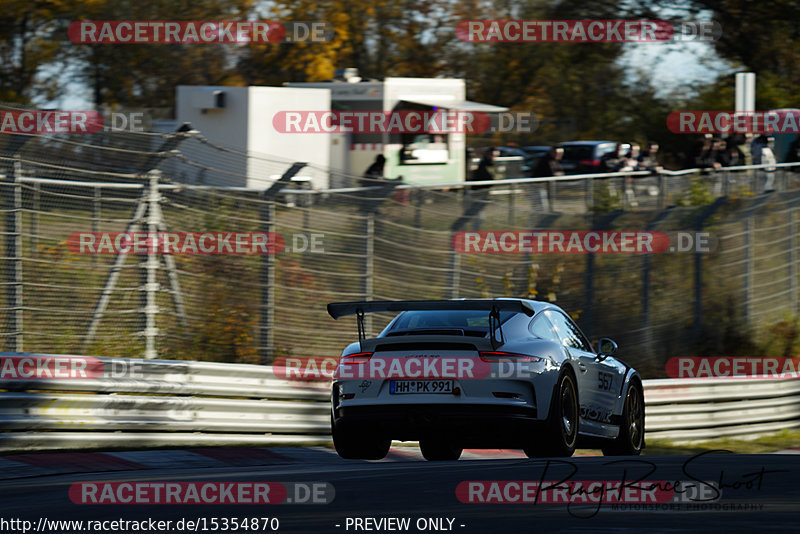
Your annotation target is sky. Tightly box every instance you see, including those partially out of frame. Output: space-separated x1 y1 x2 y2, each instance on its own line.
619 40 733 99
46 45 729 112
42 11 734 112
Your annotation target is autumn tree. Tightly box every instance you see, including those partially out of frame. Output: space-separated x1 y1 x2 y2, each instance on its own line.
65 0 253 108
0 0 78 103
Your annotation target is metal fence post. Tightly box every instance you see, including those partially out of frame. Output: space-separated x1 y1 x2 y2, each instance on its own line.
583 211 624 338
414 188 422 237
620 176 627 210
31 182 39 258
448 252 461 299
641 208 672 359
547 179 556 212
790 208 797 314
4 161 23 351
142 171 162 358
743 216 754 324
255 162 307 363
508 184 515 225
691 197 727 337
693 237 704 338
584 253 595 339
364 212 374 335
259 194 275 364
585 177 593 211
92 186 101 266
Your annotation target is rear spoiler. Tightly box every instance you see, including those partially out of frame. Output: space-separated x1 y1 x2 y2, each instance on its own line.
327 299 535 320
327 299 535 350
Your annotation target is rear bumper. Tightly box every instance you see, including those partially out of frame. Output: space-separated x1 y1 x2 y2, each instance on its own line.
333 403 540 447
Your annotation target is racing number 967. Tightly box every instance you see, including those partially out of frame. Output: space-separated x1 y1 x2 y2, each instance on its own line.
598 371 613 391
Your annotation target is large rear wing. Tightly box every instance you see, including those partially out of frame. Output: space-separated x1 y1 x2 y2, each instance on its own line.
327 299 535 349
327 299 535 319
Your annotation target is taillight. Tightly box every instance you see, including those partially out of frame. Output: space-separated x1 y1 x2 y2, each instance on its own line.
579 159 601 167
479 351 541 362
340 352 373 364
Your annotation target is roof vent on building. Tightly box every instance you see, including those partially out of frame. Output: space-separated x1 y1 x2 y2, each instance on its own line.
193 89 225 110
335 68 362 83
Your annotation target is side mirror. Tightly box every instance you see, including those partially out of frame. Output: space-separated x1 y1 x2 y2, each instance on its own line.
596 338 618 361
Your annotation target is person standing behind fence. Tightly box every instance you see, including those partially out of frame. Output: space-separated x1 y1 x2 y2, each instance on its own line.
692 136 721 170
471 148 495 186
532 146 564 178
361 154 386 187
620 143 640 206
636 142 663 172
600 143 624 173
466 148 495 229
636 141 663 197
530 146 564 212
751 135 777 191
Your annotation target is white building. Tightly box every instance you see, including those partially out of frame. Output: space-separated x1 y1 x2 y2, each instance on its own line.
287 76 507 186
169 85 331 189
162 77 506 190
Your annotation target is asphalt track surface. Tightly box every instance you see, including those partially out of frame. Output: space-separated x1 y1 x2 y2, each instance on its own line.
0 449 798 534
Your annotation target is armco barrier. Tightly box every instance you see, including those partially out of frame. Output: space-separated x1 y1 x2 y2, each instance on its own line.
0 353 330 453
1 353 798 452
643 376 800 442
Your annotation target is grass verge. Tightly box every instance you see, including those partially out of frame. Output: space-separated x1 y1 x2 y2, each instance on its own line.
644 429 800 455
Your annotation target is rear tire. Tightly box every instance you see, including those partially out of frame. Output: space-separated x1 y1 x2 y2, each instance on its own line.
419 435 462 461
332 417 391 460
602 381 644 456
524 370 578 458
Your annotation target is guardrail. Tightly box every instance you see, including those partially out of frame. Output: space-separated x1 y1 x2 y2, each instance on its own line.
644 376 800 442
0 353 330 452
1 353 798 452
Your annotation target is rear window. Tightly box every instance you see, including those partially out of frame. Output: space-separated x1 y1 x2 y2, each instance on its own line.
560 146 595 160
595 143 617 158
389 310 515 331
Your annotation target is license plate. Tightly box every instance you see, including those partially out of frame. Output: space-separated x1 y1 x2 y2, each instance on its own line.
390 380 453 394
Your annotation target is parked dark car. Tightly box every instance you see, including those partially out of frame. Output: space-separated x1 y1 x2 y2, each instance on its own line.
556 141 619 175
521 145 552 170
521 145 552 158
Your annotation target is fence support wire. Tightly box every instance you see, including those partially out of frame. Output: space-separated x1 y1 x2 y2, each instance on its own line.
83 185 148 351
83 171 187 357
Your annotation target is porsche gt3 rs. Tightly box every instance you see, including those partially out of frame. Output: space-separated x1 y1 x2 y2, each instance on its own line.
326 299 644 461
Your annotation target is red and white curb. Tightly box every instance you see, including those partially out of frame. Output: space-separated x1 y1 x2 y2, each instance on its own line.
0 446 562 480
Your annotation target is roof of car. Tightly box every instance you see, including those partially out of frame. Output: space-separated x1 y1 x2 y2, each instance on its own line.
557 140 617 146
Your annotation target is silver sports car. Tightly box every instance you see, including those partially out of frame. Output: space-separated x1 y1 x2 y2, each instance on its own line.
327 299 644 461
